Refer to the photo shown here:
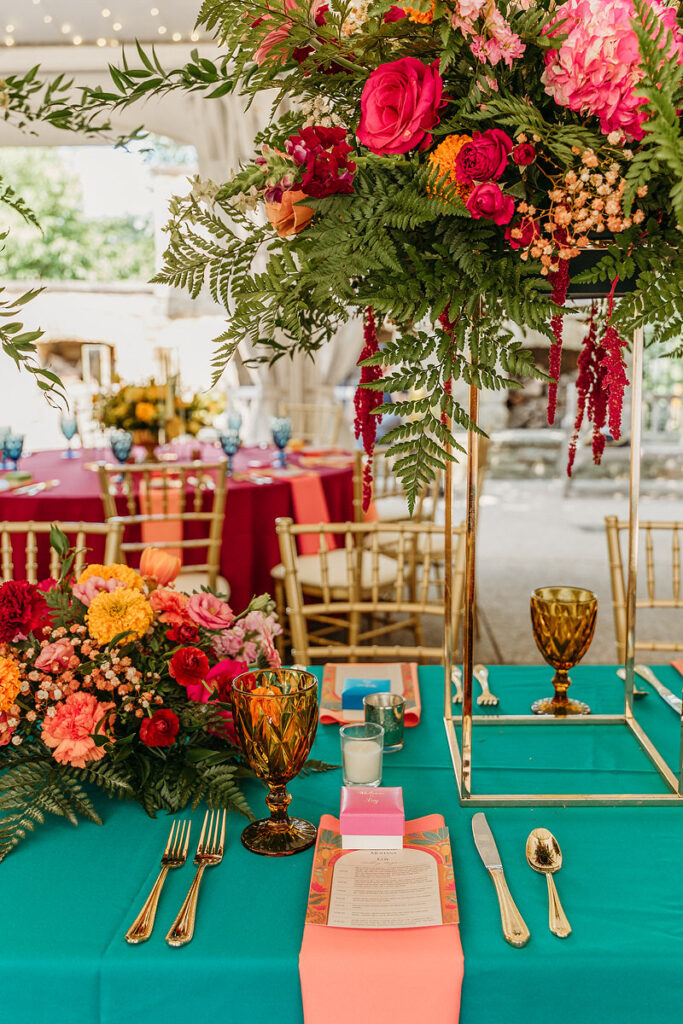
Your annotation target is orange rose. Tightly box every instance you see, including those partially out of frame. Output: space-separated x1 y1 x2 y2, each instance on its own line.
140 547 181 587
265 189 315 238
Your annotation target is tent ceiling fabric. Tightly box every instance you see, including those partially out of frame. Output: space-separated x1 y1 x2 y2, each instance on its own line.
2 0 209 48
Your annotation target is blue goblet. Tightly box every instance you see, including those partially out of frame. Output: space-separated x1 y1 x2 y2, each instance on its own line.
227 411 243 431
4 433 24 472
60 414 79 459
111 430 133 465
0 427 10 470
219 428 241 476
270 417 292 468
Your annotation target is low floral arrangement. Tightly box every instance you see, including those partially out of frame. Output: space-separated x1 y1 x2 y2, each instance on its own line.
0 530 287 861
94 381 225 439
85 0 683 504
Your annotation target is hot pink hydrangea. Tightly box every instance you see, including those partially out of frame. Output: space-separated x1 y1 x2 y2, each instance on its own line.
542 0 683 141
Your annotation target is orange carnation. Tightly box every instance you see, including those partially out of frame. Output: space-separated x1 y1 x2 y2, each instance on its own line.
428 134 473 201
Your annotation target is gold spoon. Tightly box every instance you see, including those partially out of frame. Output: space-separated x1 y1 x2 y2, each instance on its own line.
526 828 572 938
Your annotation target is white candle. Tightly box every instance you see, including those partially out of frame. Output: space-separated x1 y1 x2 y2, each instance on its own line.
343 739 382 785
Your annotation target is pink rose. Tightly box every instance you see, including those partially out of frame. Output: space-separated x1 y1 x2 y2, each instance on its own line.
35 639 77 674
512 142 536 166
186 593 234 631
356 57 444 155
455 128 512 183
149 588 190 627
41 692 114 768
466 182 515 225
72 576 124 608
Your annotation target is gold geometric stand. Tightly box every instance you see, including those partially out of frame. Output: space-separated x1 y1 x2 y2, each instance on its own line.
443 326 683 807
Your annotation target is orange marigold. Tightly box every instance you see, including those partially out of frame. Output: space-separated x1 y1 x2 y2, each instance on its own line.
428 134 473 201
0 655 21 714
77 563 145 592
87 588 154 645
404 0 435 22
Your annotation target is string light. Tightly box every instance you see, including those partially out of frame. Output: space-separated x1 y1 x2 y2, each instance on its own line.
96 37 107 46
190 31 199 40
7 6 203 47
112 21 122 30
101 8 111 16
158 25 167 34
172 31 182 41
150 7 159 15
72 35 82 45
60 23 71 33
43 15 52 23
5 24 15 33
4 36 15 46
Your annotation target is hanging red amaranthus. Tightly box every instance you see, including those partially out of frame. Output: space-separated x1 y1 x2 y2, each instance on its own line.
567 302 599 475
601 278 629 441
353 306 383 511
546 257 570 425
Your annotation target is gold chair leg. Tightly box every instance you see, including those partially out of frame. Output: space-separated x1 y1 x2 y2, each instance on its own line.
274 577 287 661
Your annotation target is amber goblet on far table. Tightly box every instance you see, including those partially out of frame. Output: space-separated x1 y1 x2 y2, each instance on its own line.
530 586 598 716
231 668 319 856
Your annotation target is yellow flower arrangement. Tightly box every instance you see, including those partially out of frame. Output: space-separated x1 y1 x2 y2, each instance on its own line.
0 655 21 714
87 588 154 645
135 401 157 424
428 134 473 201
77 564 145 592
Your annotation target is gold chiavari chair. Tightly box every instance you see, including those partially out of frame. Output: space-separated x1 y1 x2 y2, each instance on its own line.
0 521 122 583
97 461 228 593
276 517 467 664
279 401 344 446
362 446 440 524
605 516 683 659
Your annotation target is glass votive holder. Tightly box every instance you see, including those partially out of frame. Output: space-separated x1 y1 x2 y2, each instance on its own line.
364 693 405 752
340 722 384 787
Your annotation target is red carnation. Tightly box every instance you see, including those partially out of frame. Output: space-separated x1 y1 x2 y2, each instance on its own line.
0 580 51 643
169 646 210 690
139 709 179 747
166 622 200 646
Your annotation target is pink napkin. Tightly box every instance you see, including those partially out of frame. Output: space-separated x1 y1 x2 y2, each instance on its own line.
299 813 463 1024
138 477 182 562
289 472 334 555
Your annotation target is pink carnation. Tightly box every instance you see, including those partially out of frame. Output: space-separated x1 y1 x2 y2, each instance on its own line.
35 639 77 674
542 0 683 140
149 588 190 627
41 692 114 768
187 593 234 631
469 7 525 68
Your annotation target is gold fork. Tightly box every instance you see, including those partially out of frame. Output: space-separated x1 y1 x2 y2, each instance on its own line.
166 809 226 947
474 664 499 706
125 819 191 944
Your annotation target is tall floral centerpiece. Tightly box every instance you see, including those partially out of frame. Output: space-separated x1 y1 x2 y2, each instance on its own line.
87 0 683 501
0 530 288 859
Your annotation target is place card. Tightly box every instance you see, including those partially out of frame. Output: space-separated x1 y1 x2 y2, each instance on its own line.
327 848 443 929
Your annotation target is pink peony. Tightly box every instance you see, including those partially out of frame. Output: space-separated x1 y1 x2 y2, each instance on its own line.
72 576 124 608
466 181 515 225
35 639 77 674
149 588 190 627
542 0 683 140
41 692 114 768
254 0 328 65
186 593 234 631
356 57 444 155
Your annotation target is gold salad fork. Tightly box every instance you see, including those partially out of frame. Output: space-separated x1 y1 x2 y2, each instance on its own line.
125 819 191 944
166 809 226 947
474 664 499 706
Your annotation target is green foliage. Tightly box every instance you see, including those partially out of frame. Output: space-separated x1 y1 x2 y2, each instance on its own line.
0 286 65 406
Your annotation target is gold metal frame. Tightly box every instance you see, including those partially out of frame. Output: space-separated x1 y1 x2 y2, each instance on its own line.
443 326 683 806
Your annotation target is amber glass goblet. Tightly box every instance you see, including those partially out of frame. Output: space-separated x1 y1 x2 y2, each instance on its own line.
530 586 598 716
231 668 319 856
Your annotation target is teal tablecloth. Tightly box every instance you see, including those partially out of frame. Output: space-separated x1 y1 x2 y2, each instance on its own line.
4 665 683 1024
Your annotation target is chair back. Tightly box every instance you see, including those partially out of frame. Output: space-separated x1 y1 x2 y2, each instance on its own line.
605 516 683 658
97 461 227 590
0 520 122 583
279 402 343 446
276 517 466 663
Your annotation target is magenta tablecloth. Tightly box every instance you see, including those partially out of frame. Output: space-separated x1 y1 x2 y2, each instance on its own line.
0 445 354 609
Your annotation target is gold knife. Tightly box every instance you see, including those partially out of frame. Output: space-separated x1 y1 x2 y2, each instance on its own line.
472 812 530 947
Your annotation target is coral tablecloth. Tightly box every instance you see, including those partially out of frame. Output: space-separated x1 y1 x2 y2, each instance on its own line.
3 665 683 1024
0 445 354 608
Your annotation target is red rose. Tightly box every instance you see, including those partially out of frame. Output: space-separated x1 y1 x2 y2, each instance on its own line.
357 57 444 155
0 580 51 643
169 646 210 690
455 129 513 183
505 215 540 249
140 709 179 747
512 142 536 166
466 182 515 225
166 623 200 646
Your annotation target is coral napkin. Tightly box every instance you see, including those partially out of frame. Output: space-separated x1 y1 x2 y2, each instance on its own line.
319 662 421 726
672 661 683 678
289 472 334 555
138 478 182 562
299 813 463 1024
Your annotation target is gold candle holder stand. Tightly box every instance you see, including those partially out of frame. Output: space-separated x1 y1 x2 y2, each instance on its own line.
443 326 683 807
